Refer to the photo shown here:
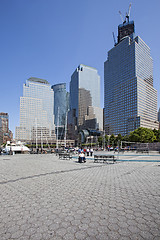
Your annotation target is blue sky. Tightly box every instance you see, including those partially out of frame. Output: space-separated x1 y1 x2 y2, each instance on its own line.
0 0 160 136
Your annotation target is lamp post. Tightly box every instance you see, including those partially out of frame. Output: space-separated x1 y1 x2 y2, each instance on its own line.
103 130 105 151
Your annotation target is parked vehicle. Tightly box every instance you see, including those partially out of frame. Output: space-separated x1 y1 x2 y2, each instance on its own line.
3 141 30 154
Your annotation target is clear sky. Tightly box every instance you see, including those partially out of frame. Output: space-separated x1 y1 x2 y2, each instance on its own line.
0 0 160 136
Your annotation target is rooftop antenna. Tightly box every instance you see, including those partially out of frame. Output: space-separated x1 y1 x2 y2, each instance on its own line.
126 3 132 22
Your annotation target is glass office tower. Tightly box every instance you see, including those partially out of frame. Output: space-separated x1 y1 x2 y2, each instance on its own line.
16 77 55 142
52 83 69 126
68 64 103 139
104 20 158 136
51 83 69 139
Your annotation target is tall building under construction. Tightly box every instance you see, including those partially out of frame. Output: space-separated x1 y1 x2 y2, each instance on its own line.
104 6 158 136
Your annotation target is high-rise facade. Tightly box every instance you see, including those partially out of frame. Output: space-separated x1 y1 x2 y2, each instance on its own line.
16 77 55 142
51 83 69 139
104 18 158 136
0 113 8 144
52 83 69 126
68 64 103 139
0 126 2 144
158 108 160 122
158 108 160 129
0 113 9 133
0 113 12 144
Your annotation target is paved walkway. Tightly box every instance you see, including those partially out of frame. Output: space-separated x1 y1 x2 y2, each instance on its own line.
0 153 160 240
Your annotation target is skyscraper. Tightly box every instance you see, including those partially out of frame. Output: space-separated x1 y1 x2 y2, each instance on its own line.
16 77 55 143
0 113 8 144
0 113 12 144
0 113 9 134
68 64 103 139
104 12 158 136
158 108 160 122
51 83 69 139
158 108 160 130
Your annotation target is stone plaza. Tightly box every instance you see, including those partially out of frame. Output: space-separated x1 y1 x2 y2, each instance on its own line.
0 152 160 240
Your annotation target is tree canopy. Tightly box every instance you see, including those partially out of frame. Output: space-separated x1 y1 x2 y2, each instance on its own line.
97 127 160 147
128 127 156 143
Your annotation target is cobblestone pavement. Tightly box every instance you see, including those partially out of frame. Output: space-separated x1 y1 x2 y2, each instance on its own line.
0 153 160 240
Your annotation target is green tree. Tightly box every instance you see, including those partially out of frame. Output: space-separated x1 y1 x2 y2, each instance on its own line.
153 129 160 142
129 127 156 143
109 134 116 147
117 133 123 141
105 135 109 143
115 133 123 147
98 135 109 147
98 136 103 146
122 135 129 142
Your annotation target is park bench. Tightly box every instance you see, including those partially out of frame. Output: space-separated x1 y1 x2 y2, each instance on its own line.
136 149 149 154
94 155 116 164
58 153 72 160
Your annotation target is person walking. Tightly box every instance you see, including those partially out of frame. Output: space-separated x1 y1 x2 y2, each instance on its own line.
90 148 93 156
78 147 82 154
87 148 89 156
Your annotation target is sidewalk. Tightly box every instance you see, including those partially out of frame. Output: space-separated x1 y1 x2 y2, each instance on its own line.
0 154 160 239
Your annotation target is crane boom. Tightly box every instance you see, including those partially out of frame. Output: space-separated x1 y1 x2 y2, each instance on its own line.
119 11 124 23
119 3 132 24
128 3 131 18
112 32 116 46
126 3 132 22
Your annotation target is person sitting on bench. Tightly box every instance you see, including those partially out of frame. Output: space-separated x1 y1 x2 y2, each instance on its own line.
78 151 86 163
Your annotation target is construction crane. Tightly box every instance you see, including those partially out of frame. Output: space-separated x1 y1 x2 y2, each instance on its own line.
119 3 132 24
126 3 132 22
119 11 124 23
112 32 117 46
